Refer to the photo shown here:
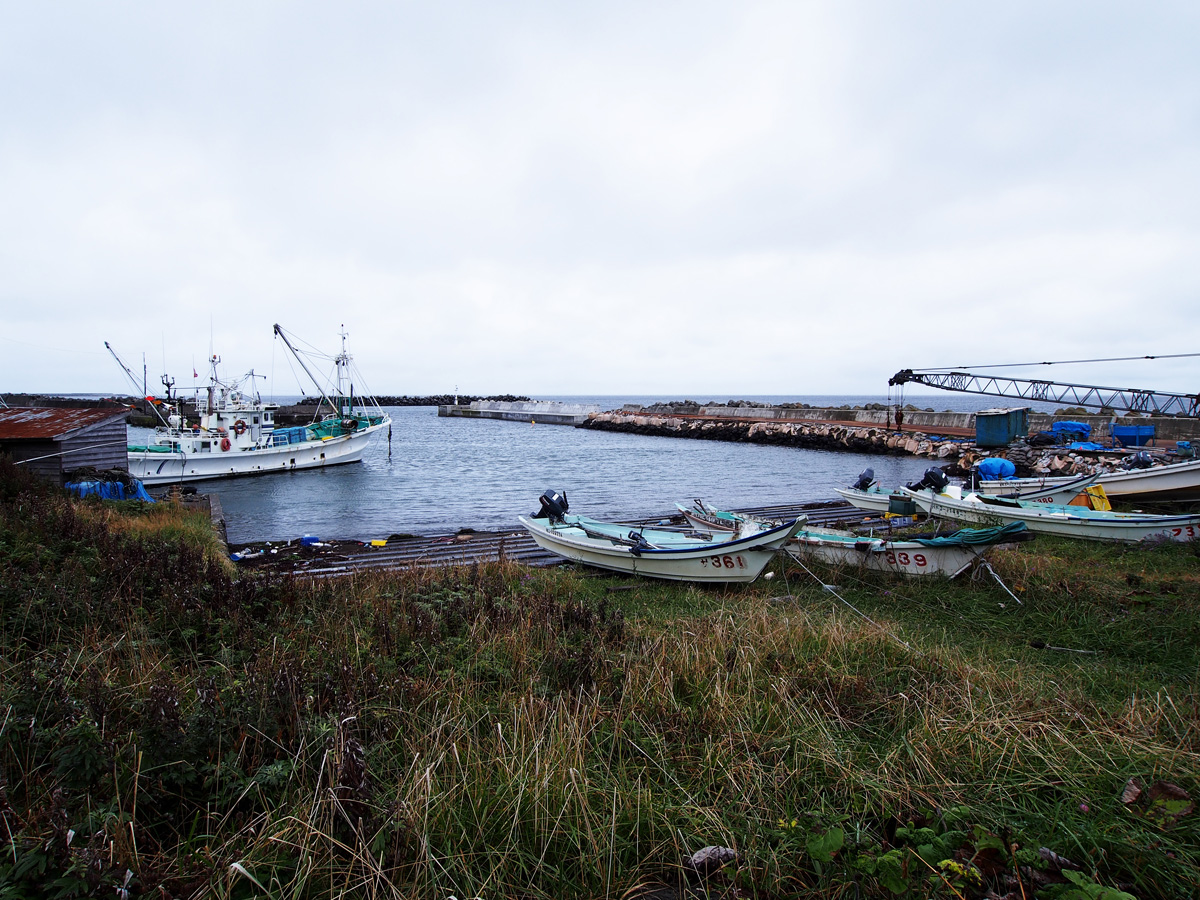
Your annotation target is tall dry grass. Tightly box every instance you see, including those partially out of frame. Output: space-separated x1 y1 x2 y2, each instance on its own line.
1 458 1197 897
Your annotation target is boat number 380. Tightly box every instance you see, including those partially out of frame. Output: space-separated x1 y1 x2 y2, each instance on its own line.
701 554 747 569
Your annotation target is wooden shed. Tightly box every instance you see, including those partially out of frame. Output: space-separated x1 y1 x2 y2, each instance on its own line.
0 408 130 486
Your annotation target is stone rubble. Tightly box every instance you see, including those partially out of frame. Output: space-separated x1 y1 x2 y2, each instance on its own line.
581 413 1179 478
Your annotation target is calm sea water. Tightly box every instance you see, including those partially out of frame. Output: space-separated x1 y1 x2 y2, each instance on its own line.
156 395 983 544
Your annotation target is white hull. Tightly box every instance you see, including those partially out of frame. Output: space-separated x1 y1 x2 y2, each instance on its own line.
837 476 1093 514
130 421 387 484
519 515 801 582
677 503 1011 578
834 486 898 514
904 488 1200 543
976 473 1099 505
787 530 989 577
974 456 1200 501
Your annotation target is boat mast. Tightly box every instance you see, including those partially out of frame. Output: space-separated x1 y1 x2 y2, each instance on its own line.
273 324 337 417
335 327 354 415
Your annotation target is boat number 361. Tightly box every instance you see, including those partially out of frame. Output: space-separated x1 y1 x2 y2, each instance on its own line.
702 555 746 569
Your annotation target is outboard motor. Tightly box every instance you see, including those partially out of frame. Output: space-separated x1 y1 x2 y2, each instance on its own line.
906 466 949 492
851 468 875 491
626 531 654 555
534 489 570 522
1126 451 1154 470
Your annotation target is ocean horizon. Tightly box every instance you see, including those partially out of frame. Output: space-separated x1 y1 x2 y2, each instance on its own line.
44 390 1041 415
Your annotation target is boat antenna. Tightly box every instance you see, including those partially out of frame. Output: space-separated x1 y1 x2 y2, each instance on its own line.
273 324 337 418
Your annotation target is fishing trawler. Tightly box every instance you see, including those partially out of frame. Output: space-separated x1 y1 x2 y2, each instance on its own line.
113 325 390 485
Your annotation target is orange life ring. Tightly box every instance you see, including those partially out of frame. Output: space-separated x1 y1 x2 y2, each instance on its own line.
233 419 247 435
220 437 231 451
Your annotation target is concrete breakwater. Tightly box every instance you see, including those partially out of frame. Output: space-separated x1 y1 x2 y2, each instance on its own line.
275 395 532 425
438 400 600 425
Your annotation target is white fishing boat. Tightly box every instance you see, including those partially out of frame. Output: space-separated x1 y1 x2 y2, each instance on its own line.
900 484 1200 543
520 491 802 582
969 471 1101 505
835 485 909 515
972 455 1200 502
676 500 1033 577
113 325 390 485
835 468 1093 514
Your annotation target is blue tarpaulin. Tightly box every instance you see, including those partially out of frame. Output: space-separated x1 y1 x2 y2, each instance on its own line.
1051 421 1091 440
65 480 155 502
976 457 1017 480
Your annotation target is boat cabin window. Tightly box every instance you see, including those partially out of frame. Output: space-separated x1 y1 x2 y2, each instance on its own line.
253 416 259 424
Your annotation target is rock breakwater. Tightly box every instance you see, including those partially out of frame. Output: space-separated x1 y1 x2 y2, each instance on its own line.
579 411 970 461
582 411 1192 482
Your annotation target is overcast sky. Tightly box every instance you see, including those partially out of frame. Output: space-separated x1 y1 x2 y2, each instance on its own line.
2 2 1198 399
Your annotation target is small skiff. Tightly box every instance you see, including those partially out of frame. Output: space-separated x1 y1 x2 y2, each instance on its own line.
519 492 801 582
971 455 1200 502
676 500 1032 578
835 470 1094 514
900 484 1200 543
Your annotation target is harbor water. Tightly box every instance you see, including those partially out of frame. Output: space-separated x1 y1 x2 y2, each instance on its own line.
156 395 983 544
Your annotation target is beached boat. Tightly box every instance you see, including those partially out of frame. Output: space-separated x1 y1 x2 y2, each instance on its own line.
835 484 912 515
834 468 1093 515
900 484 1200 543
519 491 802 582
119 325 390 485
676 500 1032 577
971 455 1200 502
970 471 1101 504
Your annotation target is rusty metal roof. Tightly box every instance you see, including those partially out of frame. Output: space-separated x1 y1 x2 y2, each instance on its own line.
0 407 128 440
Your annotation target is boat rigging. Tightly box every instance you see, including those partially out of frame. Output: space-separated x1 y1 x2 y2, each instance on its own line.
104 341 173 428
106 326 391 485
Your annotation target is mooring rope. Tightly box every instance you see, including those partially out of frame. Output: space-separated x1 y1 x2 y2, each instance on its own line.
783 553 914 651
979 559 1023 605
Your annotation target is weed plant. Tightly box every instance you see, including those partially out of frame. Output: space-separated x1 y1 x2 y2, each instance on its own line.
0 456 1196 898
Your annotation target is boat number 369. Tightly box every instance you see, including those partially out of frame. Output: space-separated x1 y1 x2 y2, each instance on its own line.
884 551 928 567
701 554 747 569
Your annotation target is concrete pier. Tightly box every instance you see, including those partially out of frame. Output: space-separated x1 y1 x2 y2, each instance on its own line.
438 400 600 425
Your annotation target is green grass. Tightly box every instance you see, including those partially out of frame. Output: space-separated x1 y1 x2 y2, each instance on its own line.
0 456 1196 898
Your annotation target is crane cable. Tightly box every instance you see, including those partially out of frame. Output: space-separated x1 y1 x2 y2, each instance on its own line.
915 352 1200 372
